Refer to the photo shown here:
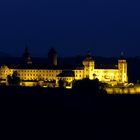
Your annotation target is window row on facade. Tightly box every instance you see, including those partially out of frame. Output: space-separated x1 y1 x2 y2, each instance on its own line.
16 70 62 73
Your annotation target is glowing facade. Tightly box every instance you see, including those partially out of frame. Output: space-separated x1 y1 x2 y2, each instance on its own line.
82 51 128 85
0 48 128 87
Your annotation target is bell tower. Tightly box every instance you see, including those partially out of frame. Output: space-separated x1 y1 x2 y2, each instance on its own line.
82 51 95 79
48 48 57 66
22 47 32 65
118 52 128 84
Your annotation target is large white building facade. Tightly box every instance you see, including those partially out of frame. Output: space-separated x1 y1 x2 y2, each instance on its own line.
0 48 128 87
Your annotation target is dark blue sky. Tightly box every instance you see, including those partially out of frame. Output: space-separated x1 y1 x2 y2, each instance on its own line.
0 0 140 57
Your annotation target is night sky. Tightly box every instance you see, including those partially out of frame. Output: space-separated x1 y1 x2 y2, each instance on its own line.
0 0 140 57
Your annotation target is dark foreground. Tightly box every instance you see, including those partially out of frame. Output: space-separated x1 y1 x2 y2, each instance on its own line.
0 86 140 139
0 86 140 112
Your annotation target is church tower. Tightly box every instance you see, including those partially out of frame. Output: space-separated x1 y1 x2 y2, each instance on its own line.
48 48 57 66
118 52 128 84
82 51 95 79
22 47 32 65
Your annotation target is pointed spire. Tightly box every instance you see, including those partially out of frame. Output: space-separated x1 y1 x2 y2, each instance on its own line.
23 46 30 58
25 46 28 53
84 50 93 61
22 43 32 65
24 46 29 56
86 50 91 57
120 51 125 59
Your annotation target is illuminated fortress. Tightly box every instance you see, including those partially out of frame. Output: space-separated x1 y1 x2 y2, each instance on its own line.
0 48 128 87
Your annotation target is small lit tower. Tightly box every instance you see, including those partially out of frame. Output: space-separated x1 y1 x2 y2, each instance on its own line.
48 48 57 66
82 51 95 79
118 52 128 84
22 47 32 65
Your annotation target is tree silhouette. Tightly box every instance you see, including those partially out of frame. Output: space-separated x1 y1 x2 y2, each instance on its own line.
12 71 21 86
7 71 21 86
72 78 107 95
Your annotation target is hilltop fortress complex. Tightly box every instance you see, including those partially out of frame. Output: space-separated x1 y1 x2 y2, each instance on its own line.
0 48 128 87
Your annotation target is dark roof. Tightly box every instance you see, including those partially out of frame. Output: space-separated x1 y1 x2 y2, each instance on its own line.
9 64 48 70
21 80 38 82
74 66 84 70
95 64 118 69
57 70 75 77
94 57 118 69
8 63 84 70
